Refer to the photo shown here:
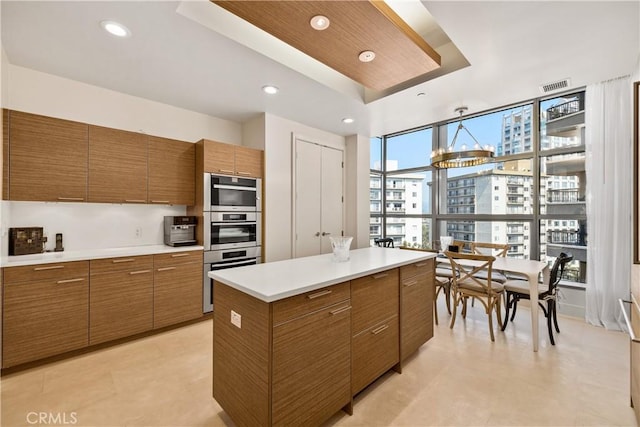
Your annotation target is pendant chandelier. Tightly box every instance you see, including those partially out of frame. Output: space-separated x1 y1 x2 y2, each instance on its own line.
430 106 495 168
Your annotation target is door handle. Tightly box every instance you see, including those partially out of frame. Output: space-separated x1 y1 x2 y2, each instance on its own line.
315 232 320 237
321 232 331 236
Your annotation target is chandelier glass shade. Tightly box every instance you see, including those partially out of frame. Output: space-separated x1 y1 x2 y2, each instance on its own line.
430 107 495 168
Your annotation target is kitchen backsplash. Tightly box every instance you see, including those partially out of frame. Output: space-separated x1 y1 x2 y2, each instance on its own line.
0 201 186 256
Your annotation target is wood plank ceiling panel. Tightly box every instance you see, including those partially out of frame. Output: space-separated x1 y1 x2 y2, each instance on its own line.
212 0 441 90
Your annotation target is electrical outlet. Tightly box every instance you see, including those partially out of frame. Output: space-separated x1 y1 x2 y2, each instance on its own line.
231 310 242 329
135 226 142 239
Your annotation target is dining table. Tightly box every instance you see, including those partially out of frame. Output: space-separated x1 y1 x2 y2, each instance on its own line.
437 254 549 352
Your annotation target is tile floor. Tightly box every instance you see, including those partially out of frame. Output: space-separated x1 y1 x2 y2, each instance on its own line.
1 299 636 427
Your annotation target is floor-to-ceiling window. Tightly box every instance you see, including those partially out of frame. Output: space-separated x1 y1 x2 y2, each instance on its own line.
370 89 586 286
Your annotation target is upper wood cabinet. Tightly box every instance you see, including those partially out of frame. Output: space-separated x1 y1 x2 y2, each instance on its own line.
203 139 263 178
88 125 148 203
148 136 195 205
7 110 88 202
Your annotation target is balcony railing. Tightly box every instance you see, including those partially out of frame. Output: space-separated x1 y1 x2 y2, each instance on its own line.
547 230 587 246
548 188 583 203
547 94 585 121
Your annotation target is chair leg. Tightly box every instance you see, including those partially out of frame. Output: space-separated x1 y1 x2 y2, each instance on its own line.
444 282 452 314
434 286 439 326
495 295 504 330
502 292 511 331
487 300 495 342
551 300 560 333
449 294 459 329
547 301 556 345
510 297 518 322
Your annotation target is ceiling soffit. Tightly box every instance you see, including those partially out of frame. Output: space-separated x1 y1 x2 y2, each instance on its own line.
211 0 441 91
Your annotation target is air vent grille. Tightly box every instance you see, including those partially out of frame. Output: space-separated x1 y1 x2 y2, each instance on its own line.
540 78 570 93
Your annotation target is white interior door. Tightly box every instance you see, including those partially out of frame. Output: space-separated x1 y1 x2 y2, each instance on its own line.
294 138 344 258
320 146 344 254
294 139 322 257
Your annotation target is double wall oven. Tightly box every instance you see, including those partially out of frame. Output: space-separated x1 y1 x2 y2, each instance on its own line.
203 174 262 313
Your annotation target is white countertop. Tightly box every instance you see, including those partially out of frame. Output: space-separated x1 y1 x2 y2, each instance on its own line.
0 245 204 267
209 247 436 302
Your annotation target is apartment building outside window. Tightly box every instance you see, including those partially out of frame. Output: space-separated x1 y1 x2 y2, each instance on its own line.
369 90 587 286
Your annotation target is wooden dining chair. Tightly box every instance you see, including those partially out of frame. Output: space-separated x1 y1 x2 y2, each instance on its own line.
501 252 573 345
471 242 510 257
445 251 505 342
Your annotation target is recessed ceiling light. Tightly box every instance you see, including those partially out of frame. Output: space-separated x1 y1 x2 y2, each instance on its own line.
100 20 131 38
262 85 279 95
358 51 376 63
310 15 330 31
342 118 354 124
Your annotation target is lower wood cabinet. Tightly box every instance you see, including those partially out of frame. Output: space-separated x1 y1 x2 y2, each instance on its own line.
352 315 399 394
1 251 205 368
272 300 351 426
89 256 153 345
400 259 435 362
2 261 89 368
153 251 203 329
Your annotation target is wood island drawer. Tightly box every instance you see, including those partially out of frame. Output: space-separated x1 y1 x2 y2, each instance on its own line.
4 260 89 284
351 268 399 334
272 281 350 326
352 315 399 395
400 258 434 280
154 250 203 267
90 255 153 275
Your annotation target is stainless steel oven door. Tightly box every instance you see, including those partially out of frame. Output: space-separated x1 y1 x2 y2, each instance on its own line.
205 174 262 212
203 247 261 313
204 212 261 250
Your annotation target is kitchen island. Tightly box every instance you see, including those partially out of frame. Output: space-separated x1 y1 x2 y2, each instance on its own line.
209 247 436 427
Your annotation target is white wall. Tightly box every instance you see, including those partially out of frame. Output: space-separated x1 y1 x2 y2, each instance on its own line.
5 64 242 144
345 134 370 249
263 113 346 262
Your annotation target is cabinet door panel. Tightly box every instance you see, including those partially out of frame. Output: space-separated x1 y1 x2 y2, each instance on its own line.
88 125 147 203
234 145 263 178
401 271 433 360
3 276 89 368
153 262 202 328
351 269 399 334
352 316 399 395
89 270 153 345
272 301 351 427
148 136 195 205
9 111 88 202
203 140 235 174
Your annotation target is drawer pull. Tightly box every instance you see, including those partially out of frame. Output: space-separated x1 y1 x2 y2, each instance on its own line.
371 324 389 335
329 305 351 316
57 197 84 201
112 258 135 263
307 289 332 299
171 253 190 258
403 279 418 287
129 270 151 275
237 171 252 176
34 265 64 271
125 199 146 203
218 169 234 174
157 267 176 272
56 278 85 284
372 273 388 279
150 200 170 204
416 262 428 267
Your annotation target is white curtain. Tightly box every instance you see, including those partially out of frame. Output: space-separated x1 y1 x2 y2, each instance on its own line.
585 76 633 330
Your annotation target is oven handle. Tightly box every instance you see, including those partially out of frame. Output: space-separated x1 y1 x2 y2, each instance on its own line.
213 184 257 192
211 259 257 269
210 222 257 226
